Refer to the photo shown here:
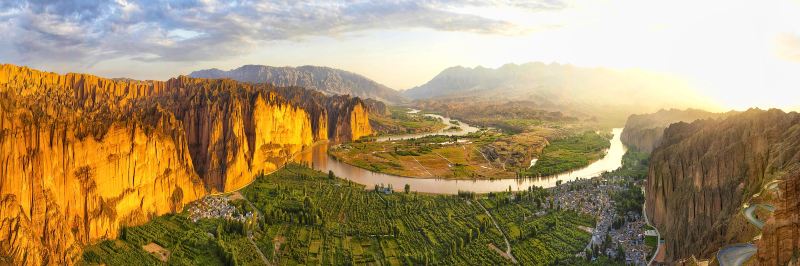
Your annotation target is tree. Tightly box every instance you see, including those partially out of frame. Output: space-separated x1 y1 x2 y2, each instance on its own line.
616 244 626 262
328 170 335 179
404 184 411 194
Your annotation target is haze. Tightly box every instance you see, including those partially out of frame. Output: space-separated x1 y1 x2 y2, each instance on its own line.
2 0 799 110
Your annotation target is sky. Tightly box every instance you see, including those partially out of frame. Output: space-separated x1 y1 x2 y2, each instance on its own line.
1 0 800 111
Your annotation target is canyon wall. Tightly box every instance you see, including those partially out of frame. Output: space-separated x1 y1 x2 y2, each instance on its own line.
621 108 723 153
645 109 800 262
757 171 800 265
0 64 372 265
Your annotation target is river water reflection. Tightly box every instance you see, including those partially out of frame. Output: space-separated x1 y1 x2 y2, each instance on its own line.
291 116 626 194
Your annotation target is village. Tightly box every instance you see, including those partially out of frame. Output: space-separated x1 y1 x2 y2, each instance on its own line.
186 195 256 223
549 176 653 265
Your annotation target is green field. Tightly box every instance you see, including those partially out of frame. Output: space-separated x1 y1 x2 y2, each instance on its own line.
603 150 649 180
369 107 447 135
81 164 596 265
330 131 516 179
527 131 612 176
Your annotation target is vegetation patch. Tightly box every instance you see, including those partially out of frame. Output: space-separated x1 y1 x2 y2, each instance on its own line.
527 131 612 176
370 107 448 135
82 164 595 265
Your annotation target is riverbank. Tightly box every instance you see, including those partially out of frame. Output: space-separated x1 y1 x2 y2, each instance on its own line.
296 127 626 194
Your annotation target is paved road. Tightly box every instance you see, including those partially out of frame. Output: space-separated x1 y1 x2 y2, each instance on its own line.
715 180 781 266
717 244 757 266
476 200 518 264
642 188 662 266
743 204 775 229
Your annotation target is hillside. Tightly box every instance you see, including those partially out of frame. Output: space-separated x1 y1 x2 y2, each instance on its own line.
0 64 372 265
404 63 712 124
645 109 800 263
621 109 726 153
190 65 406 104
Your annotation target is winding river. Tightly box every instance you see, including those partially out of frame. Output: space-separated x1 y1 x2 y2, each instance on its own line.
291 112 627 194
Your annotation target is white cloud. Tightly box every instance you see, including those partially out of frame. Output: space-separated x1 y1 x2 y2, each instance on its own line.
0 0 564 64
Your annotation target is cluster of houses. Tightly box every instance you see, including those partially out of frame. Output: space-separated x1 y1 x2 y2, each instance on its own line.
187 196 255 223
550 177 653 265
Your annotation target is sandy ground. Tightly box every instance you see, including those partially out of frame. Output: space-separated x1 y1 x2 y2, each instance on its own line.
142 242 170 262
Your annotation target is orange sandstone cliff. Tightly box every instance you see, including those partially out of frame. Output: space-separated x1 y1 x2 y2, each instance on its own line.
0 64 372 265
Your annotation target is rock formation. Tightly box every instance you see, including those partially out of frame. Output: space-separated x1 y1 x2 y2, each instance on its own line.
190 64 407 104
621 109 725 153
758 172 800 265
644 109 800 262
0 64 372 265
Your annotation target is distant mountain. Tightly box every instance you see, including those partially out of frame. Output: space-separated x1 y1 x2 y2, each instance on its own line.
190 65 406 104
404 63 713 123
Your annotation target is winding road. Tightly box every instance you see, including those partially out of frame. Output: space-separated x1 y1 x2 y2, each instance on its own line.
716 179 782 266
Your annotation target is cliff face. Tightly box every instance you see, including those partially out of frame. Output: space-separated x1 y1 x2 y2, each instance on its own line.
645 109 800 262
0 64 372 265
327 96 372 142
757 172 800 265
621 109 723 153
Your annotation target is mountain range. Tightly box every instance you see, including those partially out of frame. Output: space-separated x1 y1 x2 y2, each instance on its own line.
190 65 407 104
403 63 713 122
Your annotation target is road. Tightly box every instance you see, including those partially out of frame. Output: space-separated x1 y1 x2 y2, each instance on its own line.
717 244 757 266
716 180 781 266
476 200 517 264
247 231 272 266
743 204 775 229
642 188 662 266
235 191 271 266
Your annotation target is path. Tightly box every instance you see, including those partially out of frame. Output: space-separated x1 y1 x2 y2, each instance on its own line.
476 200 517 264
235 192 271 265
473 147 494 169
411 156 435 177
432 151 454 165
247 231 272 266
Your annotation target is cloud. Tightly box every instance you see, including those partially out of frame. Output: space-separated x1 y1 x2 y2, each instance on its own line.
0 0 564 64
776 33 800 62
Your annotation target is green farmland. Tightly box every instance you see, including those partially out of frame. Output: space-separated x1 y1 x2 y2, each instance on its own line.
81 164 596 265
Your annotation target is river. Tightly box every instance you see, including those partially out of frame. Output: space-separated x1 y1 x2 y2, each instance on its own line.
291 112 627 194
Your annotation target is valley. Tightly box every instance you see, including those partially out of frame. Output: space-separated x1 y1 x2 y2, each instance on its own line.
333 104 614 180
3 1 799 265
82 164 599 265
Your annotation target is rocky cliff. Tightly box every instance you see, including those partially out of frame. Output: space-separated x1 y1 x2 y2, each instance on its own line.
757 172 800 265
645 109 800 262
190 65 407 104
0 64 372 265
621 109 724 153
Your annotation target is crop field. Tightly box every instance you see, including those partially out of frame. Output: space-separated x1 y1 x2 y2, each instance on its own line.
526 131 612 177
330 132 517 179
369 107 447 136
81 164 596 265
